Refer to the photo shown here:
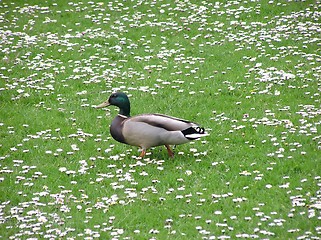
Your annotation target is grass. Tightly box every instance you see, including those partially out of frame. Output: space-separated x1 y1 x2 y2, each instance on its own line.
1 0 321 239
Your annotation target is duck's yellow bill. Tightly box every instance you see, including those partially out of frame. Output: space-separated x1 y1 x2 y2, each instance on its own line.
95 101 110 109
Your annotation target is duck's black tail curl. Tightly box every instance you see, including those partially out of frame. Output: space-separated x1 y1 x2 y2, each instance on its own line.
196 127 205 134
182 126 207 140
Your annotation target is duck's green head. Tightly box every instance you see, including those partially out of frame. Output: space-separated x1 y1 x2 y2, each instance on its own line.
96 92 131 116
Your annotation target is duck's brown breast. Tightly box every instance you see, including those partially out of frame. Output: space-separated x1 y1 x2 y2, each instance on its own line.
110 115 127 144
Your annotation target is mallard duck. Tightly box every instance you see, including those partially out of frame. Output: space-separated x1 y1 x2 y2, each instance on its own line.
96 92 208 158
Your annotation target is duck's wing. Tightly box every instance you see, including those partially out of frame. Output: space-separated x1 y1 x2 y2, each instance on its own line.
129 113 197 131
121 113 207 149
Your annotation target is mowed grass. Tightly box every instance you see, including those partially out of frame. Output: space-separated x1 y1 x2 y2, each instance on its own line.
1 0 321 239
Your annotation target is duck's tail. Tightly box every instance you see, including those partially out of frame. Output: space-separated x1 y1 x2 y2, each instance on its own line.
182 127 208 140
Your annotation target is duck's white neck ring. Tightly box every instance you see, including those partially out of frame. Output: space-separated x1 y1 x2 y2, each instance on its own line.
118 114 128 119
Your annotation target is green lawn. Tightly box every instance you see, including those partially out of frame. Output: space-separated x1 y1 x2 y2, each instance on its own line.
1 0 320 239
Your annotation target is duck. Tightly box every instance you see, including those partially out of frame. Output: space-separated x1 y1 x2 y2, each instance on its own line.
96 92 208 158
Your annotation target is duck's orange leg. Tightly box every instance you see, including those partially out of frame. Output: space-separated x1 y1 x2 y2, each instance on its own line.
165 145 174 158
139 149 146 158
